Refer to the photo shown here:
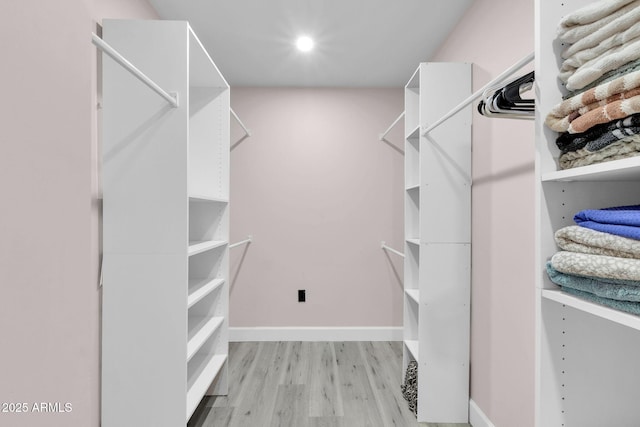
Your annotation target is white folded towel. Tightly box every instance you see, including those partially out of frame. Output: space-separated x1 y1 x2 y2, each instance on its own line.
559 0 637 29
559 0 640 43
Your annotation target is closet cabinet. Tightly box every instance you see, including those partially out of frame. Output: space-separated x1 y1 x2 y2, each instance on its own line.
101 20 229 426
535 2 640 425
403 62 471 423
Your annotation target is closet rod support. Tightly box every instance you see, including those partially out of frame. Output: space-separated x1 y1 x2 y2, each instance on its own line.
91 32 179 108
229 235 253 249
231 108 251 137
421 52 534 136
379 111 405 141
381 241 404 258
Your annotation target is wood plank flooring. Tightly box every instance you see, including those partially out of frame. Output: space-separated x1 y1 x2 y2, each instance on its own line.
188 341 471 427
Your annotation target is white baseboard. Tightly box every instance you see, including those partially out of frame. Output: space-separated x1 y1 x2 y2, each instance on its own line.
469 399 495 427
229 326 403 342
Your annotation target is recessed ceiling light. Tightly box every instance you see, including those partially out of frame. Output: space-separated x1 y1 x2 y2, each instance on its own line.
296 36 314 52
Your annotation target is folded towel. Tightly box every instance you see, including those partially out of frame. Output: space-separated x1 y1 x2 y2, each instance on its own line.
562 286 640 315
547 262 640 301
562 20 640 65
561 37 640 91
545 69 640 133
574 205 640 239
551 250 640 281
556 113 640 152
555 225 640 258
551 94 640 134
563 58 640 100
559 0 639 40
559 136 640 169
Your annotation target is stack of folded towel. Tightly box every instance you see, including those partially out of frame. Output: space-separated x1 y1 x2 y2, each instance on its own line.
547 204 640 315
545 0 640 169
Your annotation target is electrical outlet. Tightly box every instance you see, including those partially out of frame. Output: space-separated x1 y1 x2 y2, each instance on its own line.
298 289 306 302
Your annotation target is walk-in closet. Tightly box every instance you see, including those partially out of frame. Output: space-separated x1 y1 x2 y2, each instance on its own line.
5 0 640 426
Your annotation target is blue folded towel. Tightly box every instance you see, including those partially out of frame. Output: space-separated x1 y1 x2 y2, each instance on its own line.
546 262 640 301
574 204 640 240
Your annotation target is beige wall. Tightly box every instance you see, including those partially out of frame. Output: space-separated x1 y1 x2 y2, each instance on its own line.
229 88 405 328
0 1 157 426
432 0 536 425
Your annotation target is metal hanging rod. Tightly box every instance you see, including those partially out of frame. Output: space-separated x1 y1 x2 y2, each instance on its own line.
379 111 405 141
231 108 251 137
91 32 179 108
229 235 253 249
421 51 534 136
381 241 404 258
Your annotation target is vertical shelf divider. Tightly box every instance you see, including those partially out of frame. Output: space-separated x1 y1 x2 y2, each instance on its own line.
402 62 472 423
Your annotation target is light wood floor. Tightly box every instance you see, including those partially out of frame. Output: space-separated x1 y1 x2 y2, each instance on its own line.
188 341 471 427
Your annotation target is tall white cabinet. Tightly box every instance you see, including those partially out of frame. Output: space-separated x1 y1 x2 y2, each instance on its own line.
101 20 230 426
535 2 640 426
403 62 472 423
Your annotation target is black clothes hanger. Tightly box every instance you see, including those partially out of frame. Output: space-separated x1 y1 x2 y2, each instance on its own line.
478 71 535 119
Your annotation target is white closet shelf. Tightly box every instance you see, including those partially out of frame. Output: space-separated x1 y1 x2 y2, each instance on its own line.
406 184 420 192
404 340 419 361
188 240 227 256
406 125 421 140
187 316 224 361
187 354 227 420
542 289 640 331
542 157 640 182
189 194 229 204
405 289 420 305
406 238 420 246
188 278 225 308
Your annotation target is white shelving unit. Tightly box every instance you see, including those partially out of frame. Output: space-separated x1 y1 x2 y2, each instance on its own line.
101 19 230 427
402 62 472 423
535 2 640 426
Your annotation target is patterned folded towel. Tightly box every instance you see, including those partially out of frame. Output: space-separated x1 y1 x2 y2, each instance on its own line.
547 262 640 301
555 225 640 258
563 58 640 99
558 0 639 41
575 205 640 240
560 37 640 91
556 113 640 152
551 251 640 281
545 69 640 133
559 136 640 169
562 286 640 315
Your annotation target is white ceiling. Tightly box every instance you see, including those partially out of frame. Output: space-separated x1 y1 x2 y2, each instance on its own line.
148 0 474 87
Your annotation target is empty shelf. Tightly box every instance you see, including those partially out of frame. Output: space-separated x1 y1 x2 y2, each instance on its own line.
188 278 225 308
404 340 419 361
542 289 640 331
187 316 224 361
187 353 227 420
541 156 640 182
406 184 420 192
188 240 227 256
406 239 420 246
405 289 419 304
